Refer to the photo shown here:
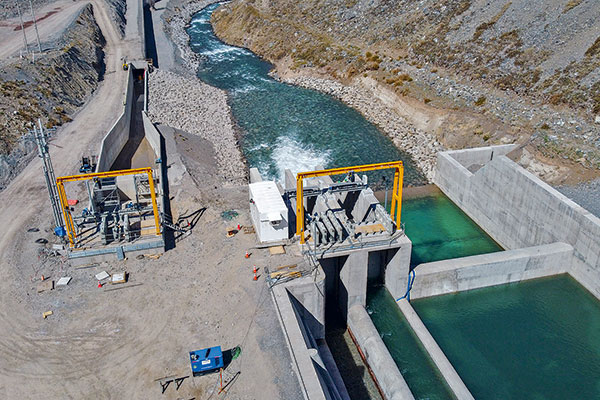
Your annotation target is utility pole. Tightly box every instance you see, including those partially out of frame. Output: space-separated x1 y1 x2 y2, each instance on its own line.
16 1 29 56
33 119 64 234
28 0 42 53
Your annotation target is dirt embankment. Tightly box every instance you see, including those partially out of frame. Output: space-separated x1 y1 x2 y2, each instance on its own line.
0 4 105 189
212 0 600 185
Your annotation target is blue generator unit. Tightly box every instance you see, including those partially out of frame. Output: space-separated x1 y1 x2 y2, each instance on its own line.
189 346 224 376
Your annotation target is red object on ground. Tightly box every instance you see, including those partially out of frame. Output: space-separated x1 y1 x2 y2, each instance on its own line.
245 251 250 258
97 281 102 288
67 199 79 206
253 272 258 281
253 266 258 274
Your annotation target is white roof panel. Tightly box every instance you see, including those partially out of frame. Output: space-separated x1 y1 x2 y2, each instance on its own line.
249 181 287 215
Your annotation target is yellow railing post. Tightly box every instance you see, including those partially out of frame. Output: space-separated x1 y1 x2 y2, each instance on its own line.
296 176 305 244
147 169 161 236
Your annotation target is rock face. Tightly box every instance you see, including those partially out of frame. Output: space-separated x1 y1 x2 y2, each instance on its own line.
0 4 105 189
103 0 127 38
147 69 246 185
213 0 600 114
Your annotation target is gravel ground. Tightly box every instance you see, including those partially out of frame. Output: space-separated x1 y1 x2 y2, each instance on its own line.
555 178 600 218
148 68 246 185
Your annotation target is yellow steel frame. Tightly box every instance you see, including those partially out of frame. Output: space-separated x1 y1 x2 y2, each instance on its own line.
296 161 404 244
56 167 161 246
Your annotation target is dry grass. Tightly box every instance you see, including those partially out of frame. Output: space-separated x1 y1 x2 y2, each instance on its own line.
563 0 583 13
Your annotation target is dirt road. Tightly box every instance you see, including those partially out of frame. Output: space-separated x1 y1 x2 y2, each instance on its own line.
0 0 88 62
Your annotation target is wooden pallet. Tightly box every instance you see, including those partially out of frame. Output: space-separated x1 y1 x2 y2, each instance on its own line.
355 223 386 234
269 245 286 255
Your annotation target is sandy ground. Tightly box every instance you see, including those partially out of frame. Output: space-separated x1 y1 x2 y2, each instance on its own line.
0 0 87 62
0 0 305 397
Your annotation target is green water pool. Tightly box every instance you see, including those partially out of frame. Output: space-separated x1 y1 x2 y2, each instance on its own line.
401 192 502 267
368 286 456 399
412 274 600 399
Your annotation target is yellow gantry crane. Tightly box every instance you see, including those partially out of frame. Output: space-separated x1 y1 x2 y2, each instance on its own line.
56 167 161 247
295 161 404 244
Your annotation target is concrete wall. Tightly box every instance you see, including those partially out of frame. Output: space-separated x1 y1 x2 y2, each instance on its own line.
285 272 326 340
410 243 573 299
272 280 345 400
396 299 474 400
435 146 600 299
383 236 412 300
347 304 414 400
96 68 135 172
142 111 161 159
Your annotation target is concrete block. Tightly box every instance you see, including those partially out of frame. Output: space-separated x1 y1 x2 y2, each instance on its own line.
410 243 573 299
249 168 263 183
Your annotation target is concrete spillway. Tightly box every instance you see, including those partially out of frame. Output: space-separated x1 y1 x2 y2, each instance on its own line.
111 70 156 170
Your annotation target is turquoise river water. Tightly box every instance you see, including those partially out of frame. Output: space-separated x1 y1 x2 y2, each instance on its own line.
186 4 426 185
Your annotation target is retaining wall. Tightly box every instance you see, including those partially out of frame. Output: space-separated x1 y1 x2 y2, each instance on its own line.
347 304 414 400
435 146 600 299
96 68 135 172
410 243 573 299
272 279 345 400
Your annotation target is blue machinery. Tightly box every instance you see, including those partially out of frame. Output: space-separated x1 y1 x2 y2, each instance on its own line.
189 346 224 376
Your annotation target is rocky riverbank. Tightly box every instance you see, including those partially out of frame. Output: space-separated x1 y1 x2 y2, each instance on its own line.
147 69 246 184
161 0 218 75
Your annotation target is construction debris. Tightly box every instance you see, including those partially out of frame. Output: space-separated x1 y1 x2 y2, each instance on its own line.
111 272 127 284
243 226 255 234
42 311 53 319
95 271 110 281
56 277 72 286
227 228 238 237
37 279 55 293
268 245 285 255
220 210 239 221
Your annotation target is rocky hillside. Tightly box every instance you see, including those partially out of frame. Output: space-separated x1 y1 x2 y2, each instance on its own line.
104 0 127 38
213 0 600 183
0 4 105 188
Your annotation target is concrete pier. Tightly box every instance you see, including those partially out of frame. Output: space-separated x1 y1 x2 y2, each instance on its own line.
396 299 474 400
409 242 573 299
347 304 414 400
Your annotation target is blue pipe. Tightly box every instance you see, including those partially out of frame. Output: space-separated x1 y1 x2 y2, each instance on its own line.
396 269 416 302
